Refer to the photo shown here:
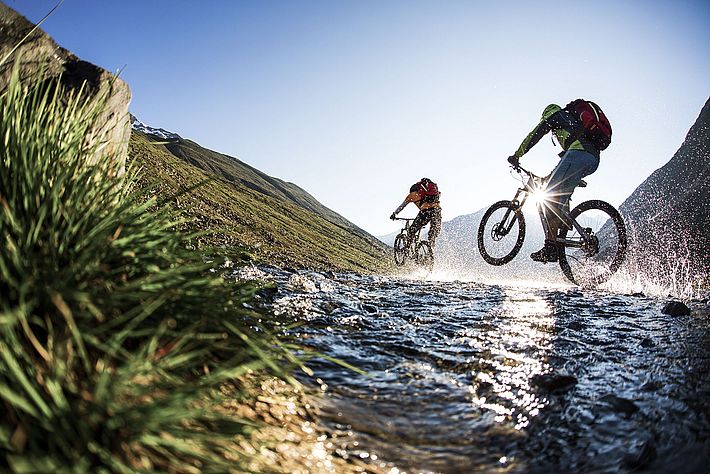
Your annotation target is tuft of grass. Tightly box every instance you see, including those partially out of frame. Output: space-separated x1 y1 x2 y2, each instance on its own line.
0 66 296 472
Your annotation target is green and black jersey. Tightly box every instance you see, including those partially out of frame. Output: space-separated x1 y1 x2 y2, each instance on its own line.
513 105 600 159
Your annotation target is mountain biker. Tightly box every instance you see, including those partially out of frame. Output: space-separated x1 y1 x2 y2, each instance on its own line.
507 100 607 263
390 178 442 248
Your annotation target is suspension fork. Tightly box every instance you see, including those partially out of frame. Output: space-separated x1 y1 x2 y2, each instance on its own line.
499 187 527 232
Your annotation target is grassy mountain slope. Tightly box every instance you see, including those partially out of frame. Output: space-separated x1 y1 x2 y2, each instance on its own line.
128 131 390 273
163 137 364 234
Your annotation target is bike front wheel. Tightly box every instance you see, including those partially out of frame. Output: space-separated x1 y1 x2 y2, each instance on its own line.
478 200 526 266
416 241 434 271
558 200 627 287
393 233 408 266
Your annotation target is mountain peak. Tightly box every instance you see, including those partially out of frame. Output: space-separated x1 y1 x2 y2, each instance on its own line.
130 114 179 141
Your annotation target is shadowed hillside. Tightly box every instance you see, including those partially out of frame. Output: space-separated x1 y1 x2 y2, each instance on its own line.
128 125 390 273
619 98 710 286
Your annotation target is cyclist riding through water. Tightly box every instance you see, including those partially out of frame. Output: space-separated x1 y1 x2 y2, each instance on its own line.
507 99 611 263
390 178 442 248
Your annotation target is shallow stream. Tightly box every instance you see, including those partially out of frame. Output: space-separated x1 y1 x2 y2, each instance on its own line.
249 267 710 473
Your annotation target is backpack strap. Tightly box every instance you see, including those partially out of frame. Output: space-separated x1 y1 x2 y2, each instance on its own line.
565 124 584 150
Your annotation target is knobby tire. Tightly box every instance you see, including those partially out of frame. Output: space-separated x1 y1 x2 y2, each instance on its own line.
478 200 526 266
558 199 627 286
416 241 434 271
393 234 408 266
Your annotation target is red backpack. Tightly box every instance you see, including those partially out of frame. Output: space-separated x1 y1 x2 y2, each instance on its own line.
416 179 440 203
565 99 612 151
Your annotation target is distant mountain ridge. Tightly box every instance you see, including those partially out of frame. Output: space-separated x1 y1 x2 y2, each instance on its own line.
129 118 389 272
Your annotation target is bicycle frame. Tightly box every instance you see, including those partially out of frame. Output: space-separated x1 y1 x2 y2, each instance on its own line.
507 166 595 252
394 217 424 253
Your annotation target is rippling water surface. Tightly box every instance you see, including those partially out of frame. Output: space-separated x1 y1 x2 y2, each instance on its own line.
252 267 710 473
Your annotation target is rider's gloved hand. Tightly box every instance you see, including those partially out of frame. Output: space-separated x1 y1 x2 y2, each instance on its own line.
507 155 520 169
390 213 397 220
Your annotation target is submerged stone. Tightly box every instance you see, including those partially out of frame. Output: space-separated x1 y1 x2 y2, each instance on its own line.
640 337 655 348
530 372 578 392
362 304 378 314
662 301 691 316
599 394 640 417
622 439 657 470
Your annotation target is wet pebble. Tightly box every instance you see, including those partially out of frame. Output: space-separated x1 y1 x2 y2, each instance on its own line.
475 381 494 395
622 439 656 470
361 304 378 314
320 301 342 314
566 321 586 331
641 380 663 391
530 372 578 392
662 301 690 316
599 394 639 417
639 337 655 348
286 274 319 293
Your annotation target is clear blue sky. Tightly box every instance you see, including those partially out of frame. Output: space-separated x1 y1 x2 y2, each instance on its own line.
9 0 710 236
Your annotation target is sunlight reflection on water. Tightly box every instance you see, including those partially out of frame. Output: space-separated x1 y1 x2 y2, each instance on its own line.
470 288 554 430
254 266 710 473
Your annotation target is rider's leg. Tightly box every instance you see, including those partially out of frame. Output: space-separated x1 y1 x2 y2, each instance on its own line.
547 150 599 218
532 150 599 263
427 208 442 247
408 211 428 245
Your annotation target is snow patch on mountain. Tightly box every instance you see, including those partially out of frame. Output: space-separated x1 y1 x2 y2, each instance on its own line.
130 115 179 140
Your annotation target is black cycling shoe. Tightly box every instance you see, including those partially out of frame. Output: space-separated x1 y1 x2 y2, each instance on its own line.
530 241 559 263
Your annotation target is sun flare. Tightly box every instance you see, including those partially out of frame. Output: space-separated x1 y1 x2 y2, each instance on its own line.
529 189 551 206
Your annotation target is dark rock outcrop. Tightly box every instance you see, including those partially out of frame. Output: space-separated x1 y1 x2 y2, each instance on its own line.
619 98 710 282
0 2 131 169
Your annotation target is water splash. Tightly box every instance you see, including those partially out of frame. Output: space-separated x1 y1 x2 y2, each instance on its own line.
394 232 706 298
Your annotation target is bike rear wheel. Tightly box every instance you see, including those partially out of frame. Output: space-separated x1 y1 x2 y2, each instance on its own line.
416 241 434 271
393 233 408 266
558 200 627 287
478 200 526 266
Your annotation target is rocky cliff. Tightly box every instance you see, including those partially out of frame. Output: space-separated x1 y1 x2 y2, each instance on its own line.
0 2 131 169
619 98 710 282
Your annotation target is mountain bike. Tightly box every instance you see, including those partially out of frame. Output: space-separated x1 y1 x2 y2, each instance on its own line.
393 218 434 270
477 164 627 286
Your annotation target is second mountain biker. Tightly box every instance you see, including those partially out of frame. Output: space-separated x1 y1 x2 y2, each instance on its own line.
390 178 442 249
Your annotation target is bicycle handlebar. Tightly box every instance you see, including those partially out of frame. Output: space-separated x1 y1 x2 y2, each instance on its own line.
510 163 544 181
392 217 415 221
